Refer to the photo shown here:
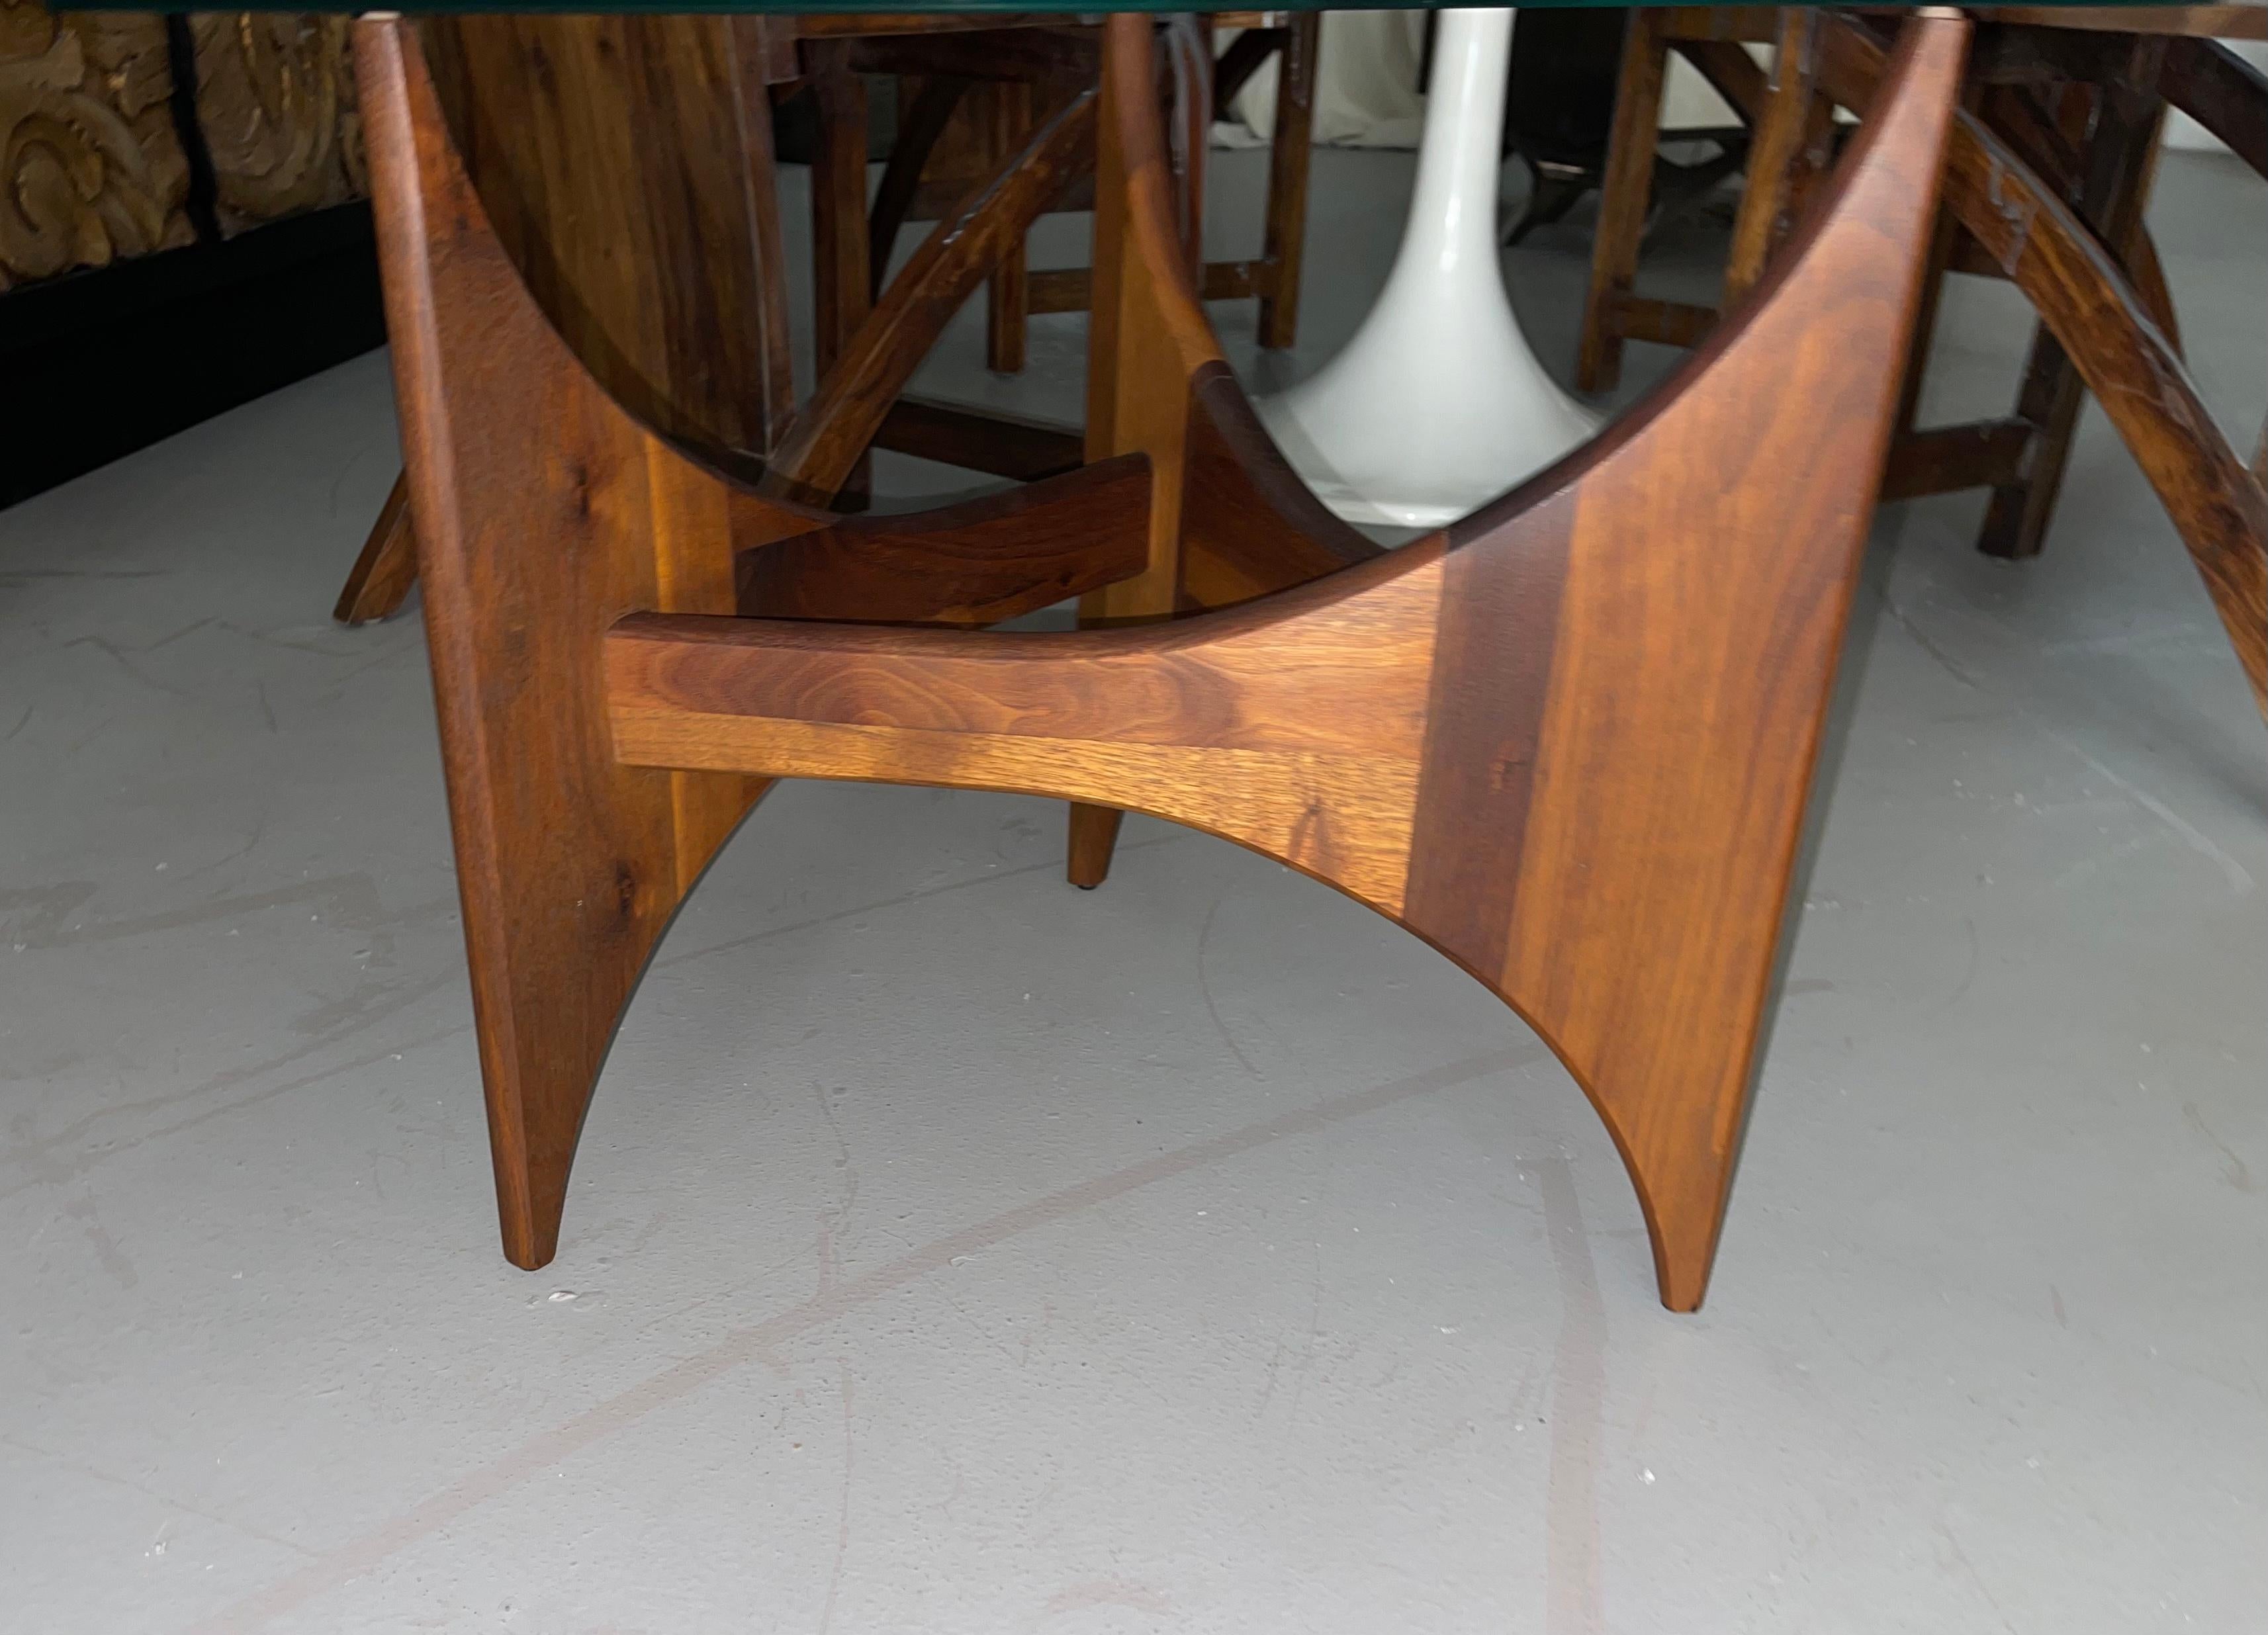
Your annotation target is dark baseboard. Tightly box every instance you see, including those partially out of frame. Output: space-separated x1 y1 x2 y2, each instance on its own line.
0 202 387 511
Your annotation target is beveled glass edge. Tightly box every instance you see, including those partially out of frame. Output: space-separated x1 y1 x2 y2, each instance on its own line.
59 1 2197 15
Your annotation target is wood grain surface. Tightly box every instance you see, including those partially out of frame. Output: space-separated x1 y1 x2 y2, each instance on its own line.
374 8 1976 1311
360 13 1181 1268
600 11 1970 1311
333 471 416 626
738 453 1152 625
418 14 790 469
360 17 778 1270
764 83 1099 505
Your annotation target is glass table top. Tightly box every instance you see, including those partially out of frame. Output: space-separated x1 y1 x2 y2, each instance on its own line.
68 1 2206 16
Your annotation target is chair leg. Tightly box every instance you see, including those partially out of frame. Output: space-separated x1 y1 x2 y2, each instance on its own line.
985 81 1035 374
1891 206 1960 442
810 44 875 508
1721 10 1827 308
1066 805 1124 889
1979 66 2165 560
1576 7 1669 394
333 471 419 625
1257 13 1318 349
1502 161 1589 247
1977 323 2090 560
989 242 1031 374
764 89 1101 502
1062 17 1215 890
870 75 970 299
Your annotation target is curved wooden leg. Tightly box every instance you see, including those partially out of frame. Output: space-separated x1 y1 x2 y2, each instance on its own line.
606 15 1969 1309
362 15 1159 1266
1063 18 1224 889
333 471 420 625
359 18 780 1266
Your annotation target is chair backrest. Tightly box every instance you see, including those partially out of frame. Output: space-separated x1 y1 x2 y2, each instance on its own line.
418 15 793 469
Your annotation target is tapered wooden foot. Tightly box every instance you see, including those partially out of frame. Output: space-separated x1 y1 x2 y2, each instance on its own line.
603 15 1969 1311
359 18 790 1265
334 472 419 625
1066 804 1124 887
363 14 1181 1266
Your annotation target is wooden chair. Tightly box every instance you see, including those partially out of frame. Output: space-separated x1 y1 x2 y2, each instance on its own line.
333 12 1098 622
1574 5 2267 722
336 11 1315 619
1501 6 1749 247
362 8 1964 1312
864 11 1320 374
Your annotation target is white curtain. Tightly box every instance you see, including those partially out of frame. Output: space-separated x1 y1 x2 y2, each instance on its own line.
1218 11 1428 150
1214 11 1809 152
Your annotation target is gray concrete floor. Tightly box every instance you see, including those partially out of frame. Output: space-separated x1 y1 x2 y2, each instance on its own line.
2 146 2263 1634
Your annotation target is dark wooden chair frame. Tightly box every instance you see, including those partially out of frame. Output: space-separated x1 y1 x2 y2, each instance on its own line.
860 10 1320 375
363 8 1966 1313
336 10 1318 620
1576 5 2267 722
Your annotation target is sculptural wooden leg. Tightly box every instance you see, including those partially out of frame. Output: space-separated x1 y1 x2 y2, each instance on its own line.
360 19 775 1266
606 13 1968 1310
365 15 1164 1266
333 472 418 625
371 5 1965 1307
1065 18 1214 889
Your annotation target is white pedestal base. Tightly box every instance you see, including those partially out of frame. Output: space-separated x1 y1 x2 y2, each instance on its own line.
1259 9 1599 529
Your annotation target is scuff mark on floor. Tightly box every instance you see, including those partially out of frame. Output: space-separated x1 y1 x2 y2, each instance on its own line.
58 1188 139 1290
1534 1149 1608 1635
1197 894 1263 1078
1937 1521 2022 1635
816 1357 856 1635
1039 1577 1175 1620
2182 1102 2255 1193
1940 916 1981 1011
2048 734 2255 895
176 1044 1542 1635
0 1004 465 1203
653 832 1185 975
